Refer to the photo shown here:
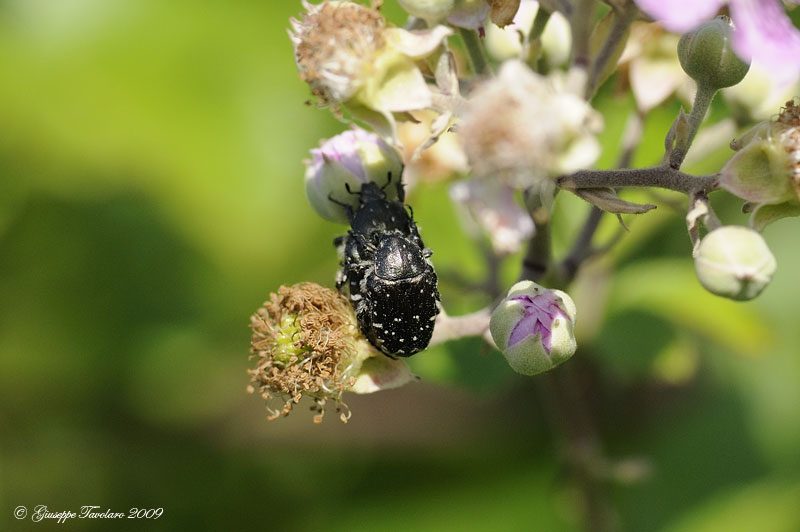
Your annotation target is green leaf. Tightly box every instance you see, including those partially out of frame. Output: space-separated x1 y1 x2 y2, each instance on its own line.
609 259 773 356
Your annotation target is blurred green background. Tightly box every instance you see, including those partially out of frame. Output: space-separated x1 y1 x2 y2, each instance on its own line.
2 1 799 531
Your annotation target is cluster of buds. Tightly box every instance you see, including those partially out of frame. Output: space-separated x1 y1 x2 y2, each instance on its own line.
248 283 412 422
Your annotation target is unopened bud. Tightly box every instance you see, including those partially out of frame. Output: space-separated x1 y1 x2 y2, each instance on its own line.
694 226 776 301
677 16 749 90
490 280 577 375
304 128 403 223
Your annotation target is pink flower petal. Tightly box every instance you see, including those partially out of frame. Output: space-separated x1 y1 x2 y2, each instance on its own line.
730 0 800 86
507 293 567 354
634 0 725 32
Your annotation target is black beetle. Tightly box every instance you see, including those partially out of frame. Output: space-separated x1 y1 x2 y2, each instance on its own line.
331 175 440 357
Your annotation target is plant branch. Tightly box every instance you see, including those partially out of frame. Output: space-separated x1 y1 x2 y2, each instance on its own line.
558 166 718 195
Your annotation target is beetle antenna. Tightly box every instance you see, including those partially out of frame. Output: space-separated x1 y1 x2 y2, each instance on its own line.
328 193 355 220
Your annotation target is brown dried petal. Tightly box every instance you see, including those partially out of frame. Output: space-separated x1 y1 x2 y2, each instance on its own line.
488 0 521 28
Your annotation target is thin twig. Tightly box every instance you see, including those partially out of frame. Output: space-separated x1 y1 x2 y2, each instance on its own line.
520 217 551 282
560 207 604 282
556 111 644 283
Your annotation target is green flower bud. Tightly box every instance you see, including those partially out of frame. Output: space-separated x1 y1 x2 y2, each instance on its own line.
490 280 577 376
694 226 776 301
677 16 749 90
248 283 413 423
719 99 800 229
304 128 403 223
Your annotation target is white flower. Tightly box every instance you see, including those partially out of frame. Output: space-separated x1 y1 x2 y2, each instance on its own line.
459 60 602 187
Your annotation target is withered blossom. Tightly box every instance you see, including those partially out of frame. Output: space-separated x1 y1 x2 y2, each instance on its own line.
289 1 451 139
248 282 412 423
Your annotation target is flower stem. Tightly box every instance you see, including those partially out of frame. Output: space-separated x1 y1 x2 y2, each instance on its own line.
521 216 552 282
520 185 556 283
459 28 491 76
529 6 552 42
570 0 597 70
669 84 717 169
585 3 638 99
559 206 603 283
429 308 491 347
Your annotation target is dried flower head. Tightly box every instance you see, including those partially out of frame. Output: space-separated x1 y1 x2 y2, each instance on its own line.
248 282 413 423
291 1 385 106
459 60 602 188
289 1 452 139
